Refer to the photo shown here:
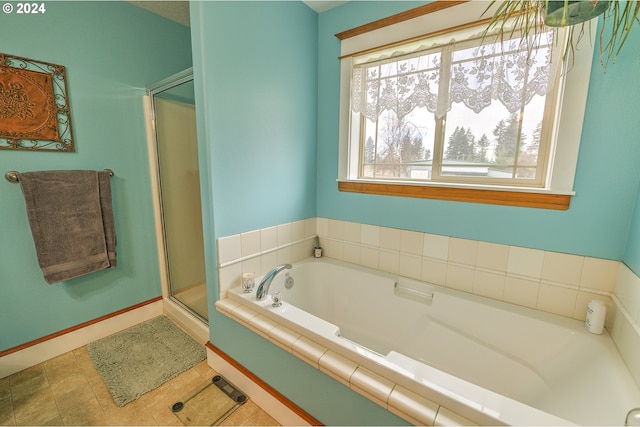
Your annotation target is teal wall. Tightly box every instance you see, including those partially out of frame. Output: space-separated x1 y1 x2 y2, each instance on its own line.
191 1 318 238
191 1 407 424
192 1 640 424
620 35 640 276
2 0 637 424
316 2 640 262
0 2 192 351
624 184 640 275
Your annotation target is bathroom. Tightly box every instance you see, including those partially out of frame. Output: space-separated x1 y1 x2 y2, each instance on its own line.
1 1 639 425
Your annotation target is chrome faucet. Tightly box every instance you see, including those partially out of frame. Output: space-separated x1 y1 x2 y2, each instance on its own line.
256 263 292 300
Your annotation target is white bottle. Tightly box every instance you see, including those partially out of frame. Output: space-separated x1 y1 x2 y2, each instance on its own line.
585 299 606 334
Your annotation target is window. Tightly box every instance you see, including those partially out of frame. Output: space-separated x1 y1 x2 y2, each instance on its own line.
353 29 558 187
337 2 595 209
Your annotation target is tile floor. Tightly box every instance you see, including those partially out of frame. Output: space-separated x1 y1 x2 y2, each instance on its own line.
0 345 279 426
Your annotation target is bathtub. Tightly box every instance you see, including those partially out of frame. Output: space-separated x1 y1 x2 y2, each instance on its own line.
217 257 640 426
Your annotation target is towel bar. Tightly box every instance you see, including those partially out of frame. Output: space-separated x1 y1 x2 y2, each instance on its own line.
5 169 114 183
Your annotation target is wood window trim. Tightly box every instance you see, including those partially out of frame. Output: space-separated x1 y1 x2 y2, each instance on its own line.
335 0 574 211
335 1 469 40
338 181 571 210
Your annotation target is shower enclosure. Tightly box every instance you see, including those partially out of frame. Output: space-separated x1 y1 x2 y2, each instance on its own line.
149 70 208 322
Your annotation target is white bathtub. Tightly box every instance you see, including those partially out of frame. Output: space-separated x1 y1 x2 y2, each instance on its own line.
219 257 640 426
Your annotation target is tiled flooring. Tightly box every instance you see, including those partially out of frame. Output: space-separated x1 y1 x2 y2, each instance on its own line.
0 346 279 426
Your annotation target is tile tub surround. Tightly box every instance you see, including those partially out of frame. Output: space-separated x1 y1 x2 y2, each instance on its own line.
217 218 318 299
611 263 640 387
215 298 480 426
311 217 640 388
315 217 619 322
217 257 640 426
218 218 621 323
215 218 640 420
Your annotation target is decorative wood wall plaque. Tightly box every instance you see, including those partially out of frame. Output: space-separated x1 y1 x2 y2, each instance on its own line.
0 52 74 151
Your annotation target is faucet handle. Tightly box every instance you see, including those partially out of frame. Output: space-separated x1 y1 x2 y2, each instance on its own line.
272 291 282 307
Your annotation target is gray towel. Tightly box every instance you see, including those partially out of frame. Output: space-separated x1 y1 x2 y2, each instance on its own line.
18 170 117 284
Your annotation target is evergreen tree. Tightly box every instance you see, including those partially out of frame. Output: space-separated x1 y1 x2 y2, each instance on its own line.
529 121 542 154
465 128 476 160
492 119 510 165
364 136 375 163
517 121 542 177
445 126 473 161
475 134 490 163
493 113 526 166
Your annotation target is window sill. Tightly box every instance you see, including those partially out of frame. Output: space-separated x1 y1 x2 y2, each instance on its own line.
338 181 572 210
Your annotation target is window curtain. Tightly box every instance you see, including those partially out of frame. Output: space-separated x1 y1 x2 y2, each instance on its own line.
351 32 555 121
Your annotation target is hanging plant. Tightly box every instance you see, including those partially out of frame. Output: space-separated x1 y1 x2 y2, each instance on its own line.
482 0 640 68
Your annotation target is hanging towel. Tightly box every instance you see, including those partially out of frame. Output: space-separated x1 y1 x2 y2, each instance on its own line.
18 170 117 284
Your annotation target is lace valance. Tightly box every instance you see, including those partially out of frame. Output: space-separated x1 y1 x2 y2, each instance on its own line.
351 32 554 121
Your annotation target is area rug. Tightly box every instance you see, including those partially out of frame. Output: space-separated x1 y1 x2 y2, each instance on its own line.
88 315 206 407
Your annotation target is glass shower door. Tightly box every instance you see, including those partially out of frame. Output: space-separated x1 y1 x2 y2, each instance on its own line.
151 74 208 321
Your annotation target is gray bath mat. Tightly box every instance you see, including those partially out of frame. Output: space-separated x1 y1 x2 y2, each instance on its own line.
88 315 206 406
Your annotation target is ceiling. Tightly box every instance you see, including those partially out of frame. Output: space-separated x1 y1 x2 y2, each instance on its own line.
303 1 347 13
130 1 346 27
130 1 191 26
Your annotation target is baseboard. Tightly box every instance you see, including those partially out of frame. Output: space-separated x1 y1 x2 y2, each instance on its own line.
206 342 323 426
0 297 163 379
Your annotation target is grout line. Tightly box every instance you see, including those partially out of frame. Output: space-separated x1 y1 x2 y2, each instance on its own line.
539 280 581 291
6 378 16 426
5 340 281 427
42 358 62 425
612 294 640 336
577 287 612 296
218 236 316 269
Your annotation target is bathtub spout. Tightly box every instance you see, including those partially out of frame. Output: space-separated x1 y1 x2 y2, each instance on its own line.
256 264 292 300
